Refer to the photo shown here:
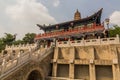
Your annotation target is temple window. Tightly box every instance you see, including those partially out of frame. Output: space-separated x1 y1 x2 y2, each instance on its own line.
79 25 84 29
46 31 49 33
56 25 59 29
87 23 93 28
69 27 72 29
75 24 84 29
60 29 64 31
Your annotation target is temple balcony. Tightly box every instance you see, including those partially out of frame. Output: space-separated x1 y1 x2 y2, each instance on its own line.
35 24 104 40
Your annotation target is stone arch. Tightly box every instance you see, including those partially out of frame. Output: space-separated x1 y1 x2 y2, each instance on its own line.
25 68 44 80
20 49 24 53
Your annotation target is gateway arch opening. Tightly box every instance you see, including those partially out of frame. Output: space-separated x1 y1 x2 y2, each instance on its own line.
27 70 42 80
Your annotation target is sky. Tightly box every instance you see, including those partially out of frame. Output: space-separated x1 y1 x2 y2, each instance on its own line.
0 0 120 39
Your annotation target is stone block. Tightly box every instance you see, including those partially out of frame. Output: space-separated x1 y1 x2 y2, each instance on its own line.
90 59 94 64
113 59 118 64
69 59 74 63
53 59 57 63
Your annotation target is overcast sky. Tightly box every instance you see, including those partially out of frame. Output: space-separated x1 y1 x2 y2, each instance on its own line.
0 0 120 39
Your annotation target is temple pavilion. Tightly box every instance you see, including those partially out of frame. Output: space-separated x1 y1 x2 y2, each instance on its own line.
35 8 107 47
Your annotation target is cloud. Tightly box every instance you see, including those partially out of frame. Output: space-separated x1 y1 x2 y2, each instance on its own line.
110 11 120 26
5 0 57 39
0 25 6 38
53 0 60 7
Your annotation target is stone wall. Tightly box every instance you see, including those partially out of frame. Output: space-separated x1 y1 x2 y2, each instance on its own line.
1 36 120 80
50 44 120 80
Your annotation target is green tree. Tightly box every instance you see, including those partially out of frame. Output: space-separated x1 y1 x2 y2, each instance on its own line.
23 33 36 44
2 33 16 45
0 33 17 52
0 33 36 53
109 25 120 37
13 40 24 45
0 38 5 53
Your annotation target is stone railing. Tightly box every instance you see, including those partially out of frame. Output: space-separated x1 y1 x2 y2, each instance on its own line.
5 43 37 50
0 45 53 79
0 44 38 67
0 43 51 66
0 44 37 61
56 35 120 47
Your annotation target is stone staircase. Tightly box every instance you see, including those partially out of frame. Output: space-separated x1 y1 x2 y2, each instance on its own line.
0 44 53 80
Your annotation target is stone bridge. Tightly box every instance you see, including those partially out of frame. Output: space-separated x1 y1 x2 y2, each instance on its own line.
0 35 120 80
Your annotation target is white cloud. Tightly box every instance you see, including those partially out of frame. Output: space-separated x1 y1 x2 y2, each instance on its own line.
110 11 120 26
53 0 60 7
5 0 57 39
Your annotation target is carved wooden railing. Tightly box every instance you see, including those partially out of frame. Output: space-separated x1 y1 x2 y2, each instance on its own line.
0 45 53 79
35 25 104 40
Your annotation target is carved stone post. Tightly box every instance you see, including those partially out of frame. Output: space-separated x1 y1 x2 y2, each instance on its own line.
89 61 96 80
69 47 75 79
116 34 119 44
17 52 21 64
52 47 58 77
112 46 119 80
1 59 6 74
112 59 119 80
89 47 96 80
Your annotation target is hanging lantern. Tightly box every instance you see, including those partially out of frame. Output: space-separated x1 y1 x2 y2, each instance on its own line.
56 25 59 29
71 22 74 26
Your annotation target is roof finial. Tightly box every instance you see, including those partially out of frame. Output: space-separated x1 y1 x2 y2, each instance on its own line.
77 9 79 12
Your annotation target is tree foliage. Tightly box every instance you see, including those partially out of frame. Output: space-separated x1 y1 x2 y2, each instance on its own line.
23 33 36 44
13 40 24 45
0 33 16 52
0 38 5 53
0 33 36 53
2 33 16 45
109 25 120 37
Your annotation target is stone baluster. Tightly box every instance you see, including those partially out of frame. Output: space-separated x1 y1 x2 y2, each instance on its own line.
17 52 21 64
68 37 71 46
1 59 6 73
40 45 43 48
116 34 119 44
45 45 47 49
50 42 52 48
82 37 85 46
55 40 58 47
98 36 101 45
29 47 32 52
